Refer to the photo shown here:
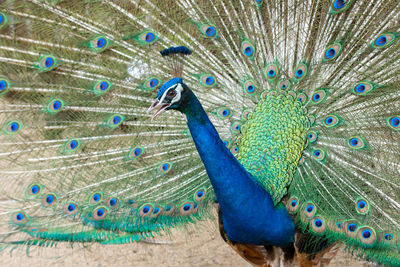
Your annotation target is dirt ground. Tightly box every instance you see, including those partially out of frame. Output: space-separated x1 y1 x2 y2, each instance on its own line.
0 219 375 267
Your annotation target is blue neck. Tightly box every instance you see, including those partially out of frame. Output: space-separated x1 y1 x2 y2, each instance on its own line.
182 90 295 247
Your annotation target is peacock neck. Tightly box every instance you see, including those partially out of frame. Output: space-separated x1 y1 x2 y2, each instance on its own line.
181 90 295 247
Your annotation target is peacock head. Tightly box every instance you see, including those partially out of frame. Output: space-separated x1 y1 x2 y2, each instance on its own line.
147 77 191 120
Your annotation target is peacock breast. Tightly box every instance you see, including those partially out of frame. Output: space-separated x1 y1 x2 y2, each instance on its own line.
237 91 309 204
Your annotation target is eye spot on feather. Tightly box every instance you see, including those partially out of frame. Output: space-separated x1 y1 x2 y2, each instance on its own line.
378 231 398 245
180 202 194 215
287 196 299 214
312 149 326 162
4 120 21 134
230 122 241 134
201 25 217 38
69 140 78 149
139 204 153 217
358 226 376 246
277 80 291 90
323 114 341 128
352 81 375 96
149 79 158 88
303 202 316 219
27 184 42 196
135 30 158 45
127 146 144 160
68 204 76 212
200 74 217 87
47 99 64 114
108 197 120 209
37 55 57 72
92 206 108 220
297 93 308 105
113 116 120 124
347 136 366 150
133 148 142 156
158 162 173 174
362 230 371 238
88 36 110 52
241 40 255 59
247 84 255 93
311 89 328 104
42 193 57 207
140 76 161 91
323 44 342 62
307 131 318 143
216 107 233 119
342 220 359 238
385 233 393 240
355 198 370 214
195 189 206 202
372 33 396 48
92 80 112 95
311 217 326 234
63 202 79 216
265 64 279 82
387 116 400 131
293 63 308 82
230 145 239 154
90 192 103 204
243 80 257 95
12 211 28 224
61 139 81 154
106 114 124 129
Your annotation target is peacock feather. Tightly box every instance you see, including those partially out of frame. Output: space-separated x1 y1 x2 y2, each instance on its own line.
0 0 400 266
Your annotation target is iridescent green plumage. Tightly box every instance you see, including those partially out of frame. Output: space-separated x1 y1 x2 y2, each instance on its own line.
238 92 308 203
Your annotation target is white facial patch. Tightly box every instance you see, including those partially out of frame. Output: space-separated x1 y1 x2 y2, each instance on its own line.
159 83 183 105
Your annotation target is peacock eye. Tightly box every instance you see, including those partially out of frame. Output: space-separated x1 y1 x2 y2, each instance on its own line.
167 90 177 97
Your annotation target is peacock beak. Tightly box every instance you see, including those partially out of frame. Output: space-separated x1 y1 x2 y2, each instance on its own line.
147 99 171 121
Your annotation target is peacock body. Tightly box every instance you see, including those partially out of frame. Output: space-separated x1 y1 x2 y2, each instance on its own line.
0 0 400 266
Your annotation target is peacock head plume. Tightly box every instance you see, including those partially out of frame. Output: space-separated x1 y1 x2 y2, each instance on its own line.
148 46 193 120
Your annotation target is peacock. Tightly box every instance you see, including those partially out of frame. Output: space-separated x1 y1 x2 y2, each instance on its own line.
0 0 399 266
